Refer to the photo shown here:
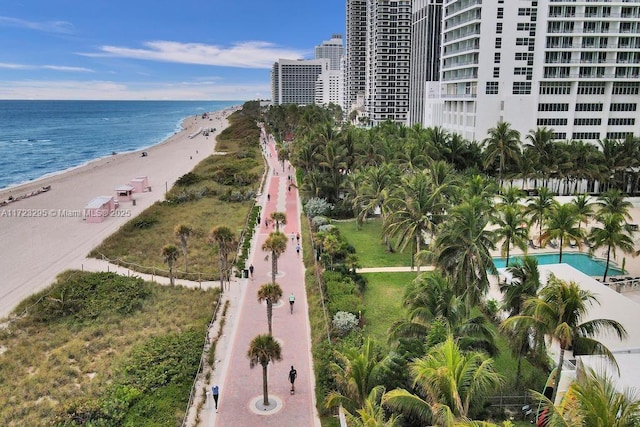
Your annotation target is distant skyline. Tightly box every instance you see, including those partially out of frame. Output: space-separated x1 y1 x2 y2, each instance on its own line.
0 1 345 100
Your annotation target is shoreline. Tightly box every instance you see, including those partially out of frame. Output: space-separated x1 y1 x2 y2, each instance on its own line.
0 105 240 319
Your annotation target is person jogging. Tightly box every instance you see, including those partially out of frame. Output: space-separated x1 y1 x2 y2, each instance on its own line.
289 293 295 314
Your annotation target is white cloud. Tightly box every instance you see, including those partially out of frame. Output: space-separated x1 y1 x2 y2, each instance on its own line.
42 65 94 73
0 62 94 72
0 16 74 33
0 80 270 101
82 40 307 69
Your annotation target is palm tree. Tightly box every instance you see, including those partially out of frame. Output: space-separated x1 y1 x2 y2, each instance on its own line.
383 336 503 425
345 386 401 427
597 189 633 221
589 212 636 281
525 186 555 246
174 224 193 273
257 282 283 335
532 368 640 427
389 272 497 356
269 211 287 232
432 196 497 310
500 256 541 317
262 231 288 284
525 126 556 187
247 334 282 407
482 121 522 187
209 225 237 293
502 275 627 403
541 202 583 263
492 204 529 267
161 244 179 286
571 193 594 235
325 338 387 415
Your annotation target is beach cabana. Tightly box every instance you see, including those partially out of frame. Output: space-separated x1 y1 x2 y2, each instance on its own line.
115 184 135 202
84 196 115 223
130 176 149 193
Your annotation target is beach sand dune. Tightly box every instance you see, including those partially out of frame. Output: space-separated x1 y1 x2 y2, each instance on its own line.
0 108 237 319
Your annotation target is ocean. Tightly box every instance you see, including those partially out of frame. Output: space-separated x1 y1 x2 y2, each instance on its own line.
0 100 241 190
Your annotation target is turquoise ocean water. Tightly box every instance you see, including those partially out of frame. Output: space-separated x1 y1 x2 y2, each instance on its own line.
0 100 241 190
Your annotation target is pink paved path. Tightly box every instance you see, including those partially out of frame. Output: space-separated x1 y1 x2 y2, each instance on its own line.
209 132 320 426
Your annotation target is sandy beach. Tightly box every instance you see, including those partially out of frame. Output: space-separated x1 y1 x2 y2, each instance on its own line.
0 106 238 319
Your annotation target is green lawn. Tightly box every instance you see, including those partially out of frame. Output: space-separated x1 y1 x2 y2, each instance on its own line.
333 219 414 268
361 272 418 346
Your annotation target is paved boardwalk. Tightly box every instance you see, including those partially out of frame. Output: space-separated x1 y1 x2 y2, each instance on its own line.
206 133 320 426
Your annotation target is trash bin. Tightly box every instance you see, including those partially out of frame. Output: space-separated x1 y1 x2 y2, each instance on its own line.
132 199 136 206
243 269 249 278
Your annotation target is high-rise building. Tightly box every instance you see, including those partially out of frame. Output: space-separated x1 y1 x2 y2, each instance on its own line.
315 34 344 71
345 0 412 125
271 59 329 105
345 0 368 116
439 0 640 142
409 0 443 126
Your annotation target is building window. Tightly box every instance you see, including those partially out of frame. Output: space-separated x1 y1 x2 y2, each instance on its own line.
486 82 499 94
537 118 568 126
572 132 601 140
577 82 605 95
610 103 637 111
612 82 640 94
494 52 501 63
496 23 503 34
552 132 567 140
608 117 635 125
497 8 504 19
493 67 500 78
575 103 603 112
495 38 502 48
538 103 569 111
606 132 633 139
574 118 602 126
513 82 531 94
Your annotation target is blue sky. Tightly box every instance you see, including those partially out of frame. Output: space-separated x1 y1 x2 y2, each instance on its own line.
0 0 345 100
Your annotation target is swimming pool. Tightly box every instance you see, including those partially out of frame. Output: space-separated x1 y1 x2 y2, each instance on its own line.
493 252 623 277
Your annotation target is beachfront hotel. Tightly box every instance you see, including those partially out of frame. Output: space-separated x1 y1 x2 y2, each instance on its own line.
344 0 412 124
432 0 640 142
271 35 344 107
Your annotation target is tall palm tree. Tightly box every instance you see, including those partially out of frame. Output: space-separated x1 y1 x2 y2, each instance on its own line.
597 189 633 221
500 256 541 317
525 126 556 187
351 163 396 229
161 244 179 286
571 193 594 235
502 275 627 403
383 336 503 425
589 212 636 281
325 338 387 415
532 368 640 427
525 186 555 246
269 211 287 232
247 334 282 407
174 224 193 273
257 282 283 335
209 225 237 292
541 202 583 263
262 231 288 284
492 204 530 267
432 196 497 310
482 121 522 187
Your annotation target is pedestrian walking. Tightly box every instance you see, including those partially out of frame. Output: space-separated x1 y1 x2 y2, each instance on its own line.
249 264 254 278
289 293 295 314
290 232 295 241
267 193 270 201
296 243 301 255
296 232 300 243
212 385 220 412
289 366 297 394
257 215 261 225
